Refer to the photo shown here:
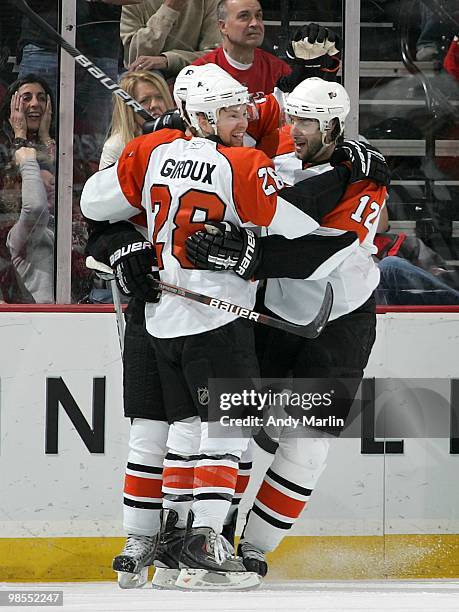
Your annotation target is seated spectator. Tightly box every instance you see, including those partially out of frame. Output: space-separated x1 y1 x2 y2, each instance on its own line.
100 70 174 168
376 256 459 305
192 0 291 94
121 0 221 76
374 207 459 305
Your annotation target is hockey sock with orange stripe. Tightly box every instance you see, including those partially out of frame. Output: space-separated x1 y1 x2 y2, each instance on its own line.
192 454 239 533
163 417 202 528
224 439 253 526
123 418 168 536
243 437 330 552
162 452 197 528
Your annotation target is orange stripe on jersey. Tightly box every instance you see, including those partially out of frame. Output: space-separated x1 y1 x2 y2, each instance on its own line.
256 124 294 160
235 473 250 494
216 146 280 226
246 93 282 143
256 480 307 519
162 466 195 490
194 465 238 491
321 181 388 243
117 129 188 210
124 473 162 499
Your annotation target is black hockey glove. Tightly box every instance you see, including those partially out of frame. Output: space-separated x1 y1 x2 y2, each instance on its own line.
142 110 187 135
286 23 341 62
277 23 341 92
186 221 261 280
330 140 391 187
85 221 161 303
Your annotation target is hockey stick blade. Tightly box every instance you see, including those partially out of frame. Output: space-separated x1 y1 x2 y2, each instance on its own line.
11 0 154 122
86 257 332 339
85 256 114 279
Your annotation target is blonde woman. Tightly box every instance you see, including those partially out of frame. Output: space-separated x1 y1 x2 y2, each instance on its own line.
99 70 174 169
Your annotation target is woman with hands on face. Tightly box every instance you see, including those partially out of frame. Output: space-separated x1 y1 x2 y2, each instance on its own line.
0 75 56 303
0 74 55 164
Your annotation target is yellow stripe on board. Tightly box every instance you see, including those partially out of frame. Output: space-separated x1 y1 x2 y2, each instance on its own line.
1 535 458 582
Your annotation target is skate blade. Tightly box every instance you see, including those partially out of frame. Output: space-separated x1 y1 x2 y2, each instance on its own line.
151 568 180 589
175 568 261 591
116 566 149 589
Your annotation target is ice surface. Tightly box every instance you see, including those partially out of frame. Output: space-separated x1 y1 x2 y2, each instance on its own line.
1 580 458 612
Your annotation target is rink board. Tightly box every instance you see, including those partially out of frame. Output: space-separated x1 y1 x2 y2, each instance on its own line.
0 311 458 581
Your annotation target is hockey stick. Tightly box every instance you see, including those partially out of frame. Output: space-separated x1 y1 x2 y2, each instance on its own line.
11 0 154 122
86 256 333 339
110 278 126 355
87 259 126 355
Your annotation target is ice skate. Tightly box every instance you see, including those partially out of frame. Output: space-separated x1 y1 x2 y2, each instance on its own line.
238 539 268 577
112 533 156 588
176 526 260 591
151 509 186 589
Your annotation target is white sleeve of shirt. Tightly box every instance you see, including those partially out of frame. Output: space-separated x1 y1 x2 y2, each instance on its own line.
267 194 320 239
80 163 140 222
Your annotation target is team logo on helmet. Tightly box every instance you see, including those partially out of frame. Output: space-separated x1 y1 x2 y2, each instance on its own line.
328 91 337 99
197 387 209 406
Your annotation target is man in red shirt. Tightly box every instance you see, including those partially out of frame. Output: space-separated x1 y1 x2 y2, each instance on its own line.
192 0 291 94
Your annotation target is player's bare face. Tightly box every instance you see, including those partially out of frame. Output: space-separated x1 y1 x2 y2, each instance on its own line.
221 0 264 49
290 117 326 163
217 105 249 147
134 81 168 127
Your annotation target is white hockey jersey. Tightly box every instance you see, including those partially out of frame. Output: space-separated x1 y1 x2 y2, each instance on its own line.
80 129 319 338
265 163 387 324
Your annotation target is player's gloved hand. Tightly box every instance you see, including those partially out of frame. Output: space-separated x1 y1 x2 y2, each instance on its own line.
286 23 341 61
142 110 186 135
185 221 261 280
277 24 341 91
85 221 161 302
330 140 391 187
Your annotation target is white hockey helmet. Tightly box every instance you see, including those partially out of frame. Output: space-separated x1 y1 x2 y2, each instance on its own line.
173 63 229 116
185 69 250 135
173 65 200 110
285 77 350 134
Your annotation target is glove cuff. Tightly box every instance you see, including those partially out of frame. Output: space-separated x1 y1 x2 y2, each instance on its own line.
234 228 262 280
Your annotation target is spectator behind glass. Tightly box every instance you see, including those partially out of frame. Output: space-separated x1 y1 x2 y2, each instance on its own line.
0 76 55 303
444 35 459 81
121 0 221 76
0 74 55 170
374 207 459 305
17 0 142 162
3 147 54 303
415 0 456 61
100 70 174 169
192 0 291 94
89 70 174 304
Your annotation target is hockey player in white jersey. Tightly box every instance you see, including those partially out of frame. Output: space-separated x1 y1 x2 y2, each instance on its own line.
81 69 329 589
186 77 388 578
